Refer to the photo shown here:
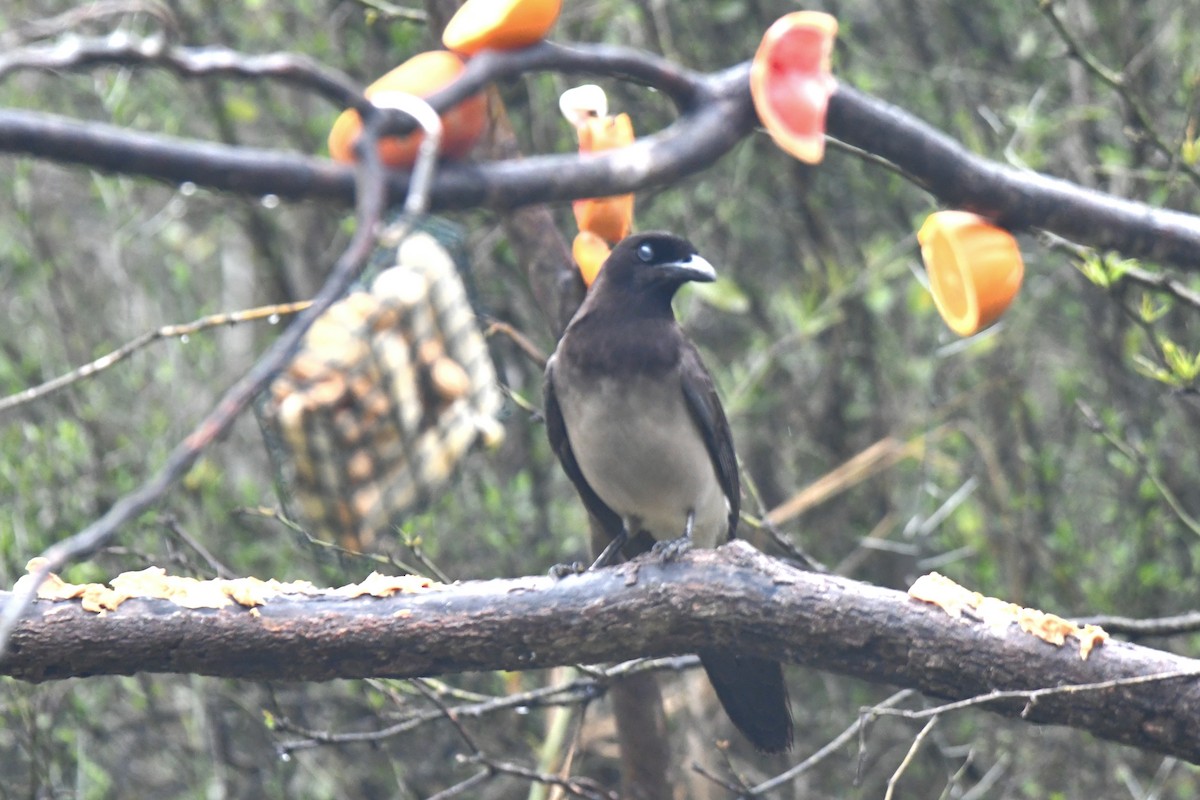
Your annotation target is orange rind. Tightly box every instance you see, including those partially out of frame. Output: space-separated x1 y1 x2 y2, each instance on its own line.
327 50 485 168
568 110 636 243
573 230 611 287
918 211 1025 336
750 11 838 164
442 0 562 55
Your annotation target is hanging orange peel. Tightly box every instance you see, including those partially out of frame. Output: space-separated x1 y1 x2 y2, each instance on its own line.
909 572 1108 660
442 0 563 55
559 84 636 278
327 50 486 169
918 210 1025 336
572 230 611 287
750 11 838 164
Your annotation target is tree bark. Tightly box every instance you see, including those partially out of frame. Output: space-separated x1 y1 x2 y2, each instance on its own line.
3 542 1199 764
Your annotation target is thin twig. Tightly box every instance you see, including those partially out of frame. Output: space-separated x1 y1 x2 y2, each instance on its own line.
3 0 179 47
1075 611 1200 637
1039 231 1200 312
484 320 548 368
1034 0 1200 192
422 769 492 800
1076 401 1200 537
0 301 311 416
883 716 939 800
868 669 1200 723
348 0 427 23
413 678 482 754
741 690 916 797
236 505 434 578
0 34 365 108
159 513 235 578
460 754 615 800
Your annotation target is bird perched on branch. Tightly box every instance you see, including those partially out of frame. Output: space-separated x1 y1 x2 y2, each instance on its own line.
543 231 793 753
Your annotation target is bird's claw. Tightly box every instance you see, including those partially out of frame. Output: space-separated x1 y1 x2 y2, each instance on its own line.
652 510 695 562
548 561 586 578
651 535 693 563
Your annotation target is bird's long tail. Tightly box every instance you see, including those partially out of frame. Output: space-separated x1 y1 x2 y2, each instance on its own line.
699 650 793 753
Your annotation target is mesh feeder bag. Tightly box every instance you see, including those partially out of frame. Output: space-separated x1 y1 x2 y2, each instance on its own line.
263 228 504 550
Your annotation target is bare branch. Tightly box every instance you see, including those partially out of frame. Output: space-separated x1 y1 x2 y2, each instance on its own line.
1079 612 1200 638
0 60 751 211
0 300 311 416
5 34 1200 274
0 34 365 106
826 85 1200 271
3 544 1200 764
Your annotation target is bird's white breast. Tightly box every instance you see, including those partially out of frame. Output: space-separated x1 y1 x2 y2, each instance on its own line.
554 368 729 548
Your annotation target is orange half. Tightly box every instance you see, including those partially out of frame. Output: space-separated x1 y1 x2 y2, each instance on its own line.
327 50 486 168
750 11 838 164
918 211 1025 336
442 0 563 55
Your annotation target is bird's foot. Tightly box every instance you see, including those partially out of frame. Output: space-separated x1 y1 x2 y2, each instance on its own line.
548 561 586 578
650 535 693 562
652 511 695 563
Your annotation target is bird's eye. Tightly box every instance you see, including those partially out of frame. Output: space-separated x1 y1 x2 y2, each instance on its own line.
637 243 654 263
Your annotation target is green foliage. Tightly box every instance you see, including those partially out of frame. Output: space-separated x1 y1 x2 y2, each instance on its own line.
1134 338 1200 389
1075 250 1134 289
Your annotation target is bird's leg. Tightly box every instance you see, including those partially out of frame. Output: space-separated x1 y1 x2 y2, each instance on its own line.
589 526 630 570
548 522 630 577
652 510 695 562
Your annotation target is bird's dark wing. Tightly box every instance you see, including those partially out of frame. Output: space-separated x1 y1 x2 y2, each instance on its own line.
544 356 625 541
679 341 740 539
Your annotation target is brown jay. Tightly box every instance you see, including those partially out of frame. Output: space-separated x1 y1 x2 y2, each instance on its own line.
544 231 793 753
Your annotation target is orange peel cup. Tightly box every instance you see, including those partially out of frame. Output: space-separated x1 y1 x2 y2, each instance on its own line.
572 113 636 244
750 11 838 164
573 231 611 288
442 0 563 55
918 211 1025 336
327 50 486 168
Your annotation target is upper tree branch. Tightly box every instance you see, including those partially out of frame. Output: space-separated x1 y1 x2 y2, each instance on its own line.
3 37 1200 270
3 543 1199 764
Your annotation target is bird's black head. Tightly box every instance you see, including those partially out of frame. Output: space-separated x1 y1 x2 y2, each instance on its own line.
592 232 716 303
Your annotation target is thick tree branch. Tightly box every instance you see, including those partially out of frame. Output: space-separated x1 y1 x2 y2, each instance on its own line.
3 543 1198 764
0 63 752 209
827 86 1200 269
5 37 1200 270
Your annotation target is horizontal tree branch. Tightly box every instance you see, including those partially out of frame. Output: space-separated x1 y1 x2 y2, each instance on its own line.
3 542 1198 763
3 37 1200 271
0 65 753 210
828 85 1200 270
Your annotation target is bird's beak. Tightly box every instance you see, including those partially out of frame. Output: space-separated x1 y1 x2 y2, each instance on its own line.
659 254 717 284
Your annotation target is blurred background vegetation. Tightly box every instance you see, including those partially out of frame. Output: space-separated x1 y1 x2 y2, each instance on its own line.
2 0 1200 797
